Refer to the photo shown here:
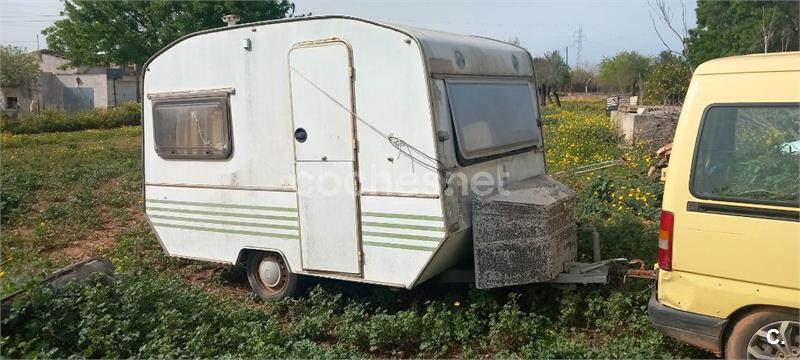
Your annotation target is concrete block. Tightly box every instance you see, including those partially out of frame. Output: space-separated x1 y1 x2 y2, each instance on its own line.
472 175 577 288
611 108 679 151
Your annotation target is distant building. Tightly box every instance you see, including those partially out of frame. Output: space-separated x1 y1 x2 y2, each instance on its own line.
1 50 138 117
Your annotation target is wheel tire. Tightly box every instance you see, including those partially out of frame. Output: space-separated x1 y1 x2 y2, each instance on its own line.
246 251 303 301
724 308 800 360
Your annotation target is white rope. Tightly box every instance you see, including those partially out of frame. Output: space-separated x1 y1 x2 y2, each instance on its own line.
289 65 448 174
553 159 626 176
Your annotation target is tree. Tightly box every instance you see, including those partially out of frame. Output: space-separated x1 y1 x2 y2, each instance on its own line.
43 1 296 71
648 0 691 66
570 67 595 93
533 50 571 106
0 46 40 90
597 51 650 94
644 51 692 105
687 1 799 65
534 50 571 89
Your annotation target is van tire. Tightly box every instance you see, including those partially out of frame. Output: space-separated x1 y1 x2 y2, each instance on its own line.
724 308 800 359
246 251 303 301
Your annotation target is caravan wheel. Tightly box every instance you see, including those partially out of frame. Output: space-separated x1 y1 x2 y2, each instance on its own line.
246 251 302 301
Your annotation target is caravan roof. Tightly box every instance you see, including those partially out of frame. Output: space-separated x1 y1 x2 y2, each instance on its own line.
146 15 534 78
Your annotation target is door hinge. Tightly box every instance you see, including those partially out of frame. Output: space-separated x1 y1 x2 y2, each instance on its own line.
353 178 360 191
348 66 355 79
353 139 359 151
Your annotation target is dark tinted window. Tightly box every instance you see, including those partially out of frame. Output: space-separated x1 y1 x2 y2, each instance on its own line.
692 105 800 206
446 81 539 160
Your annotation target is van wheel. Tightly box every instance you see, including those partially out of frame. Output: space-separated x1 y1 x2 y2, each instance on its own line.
246 251 302 301
724 308 800 359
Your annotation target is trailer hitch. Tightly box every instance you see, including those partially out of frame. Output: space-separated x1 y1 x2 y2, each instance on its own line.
624 259 656 282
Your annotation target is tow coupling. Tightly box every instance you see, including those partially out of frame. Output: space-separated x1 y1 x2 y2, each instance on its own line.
625 259 657 282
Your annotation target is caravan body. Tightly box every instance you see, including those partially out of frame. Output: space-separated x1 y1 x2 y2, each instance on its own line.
142 16 551 291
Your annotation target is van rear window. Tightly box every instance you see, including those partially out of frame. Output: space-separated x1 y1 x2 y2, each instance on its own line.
446 81 539 161
151 92 232 159
691 104 800 207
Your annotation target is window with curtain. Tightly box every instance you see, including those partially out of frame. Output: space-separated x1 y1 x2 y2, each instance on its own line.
152 93 232 159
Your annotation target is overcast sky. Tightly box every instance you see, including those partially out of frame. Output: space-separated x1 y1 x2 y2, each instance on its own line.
0 0 697 66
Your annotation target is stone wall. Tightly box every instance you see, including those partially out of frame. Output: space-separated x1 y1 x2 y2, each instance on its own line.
611 106 680 151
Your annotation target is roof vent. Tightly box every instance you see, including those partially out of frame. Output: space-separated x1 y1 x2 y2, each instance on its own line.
454 51 466 69
222 14 240 26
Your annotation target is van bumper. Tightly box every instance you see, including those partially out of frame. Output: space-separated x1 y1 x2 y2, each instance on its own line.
648 292 728 354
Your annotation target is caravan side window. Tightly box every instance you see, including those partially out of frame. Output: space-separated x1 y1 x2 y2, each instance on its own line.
446 80 540 163
151 92 232 159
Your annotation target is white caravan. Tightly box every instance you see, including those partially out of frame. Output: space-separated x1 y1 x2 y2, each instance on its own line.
143 16 582 300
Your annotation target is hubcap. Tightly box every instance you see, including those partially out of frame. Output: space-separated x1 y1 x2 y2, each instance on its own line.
258 258 282 287
748 320 800 359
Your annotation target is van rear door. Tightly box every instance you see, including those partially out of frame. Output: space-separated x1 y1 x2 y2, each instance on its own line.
677 103 799 291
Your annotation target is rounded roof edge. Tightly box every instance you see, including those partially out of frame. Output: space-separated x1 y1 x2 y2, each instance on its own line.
142 15 534 78
695 51 800 75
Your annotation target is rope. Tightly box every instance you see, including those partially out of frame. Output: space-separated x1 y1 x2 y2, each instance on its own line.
553 159 626 176
289 65 449 174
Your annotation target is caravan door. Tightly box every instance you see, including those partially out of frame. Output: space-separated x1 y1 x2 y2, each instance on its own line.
289 41 361 275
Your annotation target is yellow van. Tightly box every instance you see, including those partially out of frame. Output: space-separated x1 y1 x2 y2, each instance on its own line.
648 52 800 358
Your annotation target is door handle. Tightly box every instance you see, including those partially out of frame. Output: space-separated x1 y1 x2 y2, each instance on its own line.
294 128 307 143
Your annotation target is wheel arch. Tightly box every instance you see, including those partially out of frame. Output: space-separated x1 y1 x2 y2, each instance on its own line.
721 304 800 353
235 247 294 273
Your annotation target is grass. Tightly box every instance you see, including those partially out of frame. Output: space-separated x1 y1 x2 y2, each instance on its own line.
0 99 710 358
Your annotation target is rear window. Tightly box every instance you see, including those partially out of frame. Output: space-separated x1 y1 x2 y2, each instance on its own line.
151 92 232 159
446 81 540 161
691 104 800 207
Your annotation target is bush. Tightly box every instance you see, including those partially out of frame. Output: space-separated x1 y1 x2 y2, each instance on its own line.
644 52 692 105
1 102 140 134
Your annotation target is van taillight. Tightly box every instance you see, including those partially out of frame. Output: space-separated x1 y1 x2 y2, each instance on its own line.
658 210 674 271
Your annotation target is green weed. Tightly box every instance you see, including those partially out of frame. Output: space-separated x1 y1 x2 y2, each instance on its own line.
0 99 711 358
1 103 140 134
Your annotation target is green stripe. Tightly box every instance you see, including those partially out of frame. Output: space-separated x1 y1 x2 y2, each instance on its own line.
147 199 296 212
148 207 298 221
362 221 444 232
362 231 442 243
362 212 443 221
362 241 436 251
149 214 299 230
152 222 299 239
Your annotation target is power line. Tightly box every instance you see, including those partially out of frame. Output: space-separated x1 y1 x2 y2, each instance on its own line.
0 16 61 19
0 13 61 17
0 23 54 28
0 8 61 16
0 4 62 12
379 16 573 29
1 19 58 23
